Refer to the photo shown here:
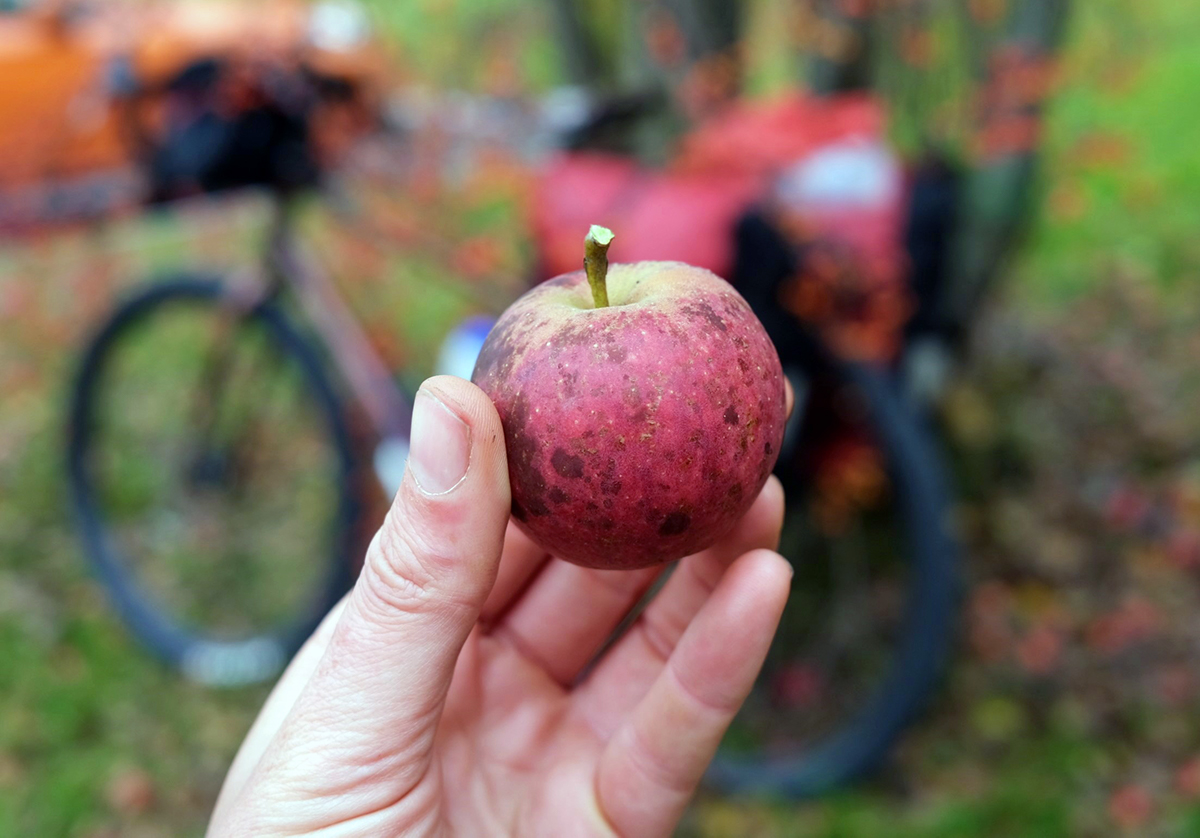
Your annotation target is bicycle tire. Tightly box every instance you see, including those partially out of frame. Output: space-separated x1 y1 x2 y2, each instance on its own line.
707 361 959 797
67 275 360 686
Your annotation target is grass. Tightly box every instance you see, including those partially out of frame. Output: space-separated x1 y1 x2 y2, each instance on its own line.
3 0 1200 835
1014 0 1200 306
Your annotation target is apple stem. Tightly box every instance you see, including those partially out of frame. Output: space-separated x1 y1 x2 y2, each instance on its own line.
584 224 615 309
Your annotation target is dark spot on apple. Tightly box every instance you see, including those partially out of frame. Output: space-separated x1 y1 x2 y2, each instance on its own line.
737 357 750 374
560 370 578 398
765 441 774 456
659 511 691 537
606 344 628 363
603 498 613 509
728 483 743 500
663 320 691 345
600 478 622 496
506 428 536 472
551 447 585 479
726 294 752 314
585 501 599 511
514 495 549 519
683 300 727 333
723 405 739 425
503 394 552 517
548 486 569 504
600 517 615 530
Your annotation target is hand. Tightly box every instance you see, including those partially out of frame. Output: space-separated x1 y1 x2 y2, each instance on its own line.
208 375 791 837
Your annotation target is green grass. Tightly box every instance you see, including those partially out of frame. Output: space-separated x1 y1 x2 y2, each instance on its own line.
1015 0 1200 306
3 0 1200 835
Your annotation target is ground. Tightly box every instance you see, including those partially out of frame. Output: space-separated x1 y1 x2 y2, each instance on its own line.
3 0 1200 835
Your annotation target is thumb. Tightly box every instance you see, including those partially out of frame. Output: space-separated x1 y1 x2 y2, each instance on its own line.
354 375 511 645
239 376 510 809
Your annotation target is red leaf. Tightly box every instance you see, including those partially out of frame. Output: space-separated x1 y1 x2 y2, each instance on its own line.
1108 784 1154 830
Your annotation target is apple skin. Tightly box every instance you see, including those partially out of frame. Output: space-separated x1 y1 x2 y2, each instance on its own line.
472 261 785 570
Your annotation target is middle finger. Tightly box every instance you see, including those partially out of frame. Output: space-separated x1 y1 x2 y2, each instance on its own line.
490 557 663 686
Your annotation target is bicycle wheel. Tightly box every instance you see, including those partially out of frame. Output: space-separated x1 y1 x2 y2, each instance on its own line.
68 276 360 686
709 361 959 797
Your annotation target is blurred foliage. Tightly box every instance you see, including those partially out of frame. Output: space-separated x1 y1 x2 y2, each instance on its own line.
1016 0 1200 305
3 0 1200 835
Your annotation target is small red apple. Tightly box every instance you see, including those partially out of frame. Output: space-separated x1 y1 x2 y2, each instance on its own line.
472 225 785 570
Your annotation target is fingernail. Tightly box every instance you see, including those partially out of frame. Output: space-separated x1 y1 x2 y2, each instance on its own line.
409 389 471 495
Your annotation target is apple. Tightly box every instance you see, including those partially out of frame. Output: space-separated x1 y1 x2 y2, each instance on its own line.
472 225 785 570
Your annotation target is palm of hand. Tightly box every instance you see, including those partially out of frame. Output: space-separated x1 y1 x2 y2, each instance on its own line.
435 632 617 836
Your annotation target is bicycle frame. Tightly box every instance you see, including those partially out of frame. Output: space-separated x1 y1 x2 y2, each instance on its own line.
270 198 411 436
210 193 414 497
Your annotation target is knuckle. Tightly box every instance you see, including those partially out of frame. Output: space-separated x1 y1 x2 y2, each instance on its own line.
359 553 437 626
668 658 739 719
637 609 684 664
358 515 477 624
626 722 696 798
686 555 725 597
